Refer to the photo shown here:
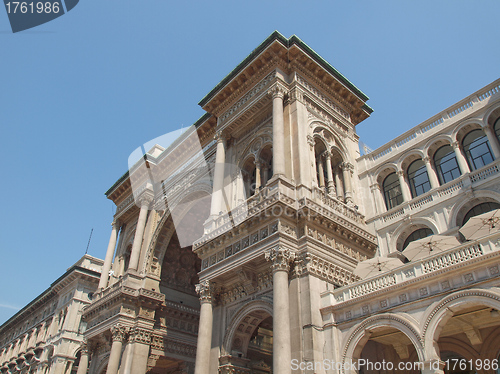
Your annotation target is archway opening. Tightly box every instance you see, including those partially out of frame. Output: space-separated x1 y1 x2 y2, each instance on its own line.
356 326 420 374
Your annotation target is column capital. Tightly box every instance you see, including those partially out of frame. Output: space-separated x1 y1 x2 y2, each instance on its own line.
137 193 153 208
268 84 287 100
265 245 295 272
195 280 215 303
307 135 315 149
341 162 354 172
214 130 227 143
321 150 332 160
110 324 129 342
370 183 381 192
129 327 151 345
423 156 431 164
80 341 89 356
452 141 460 149
111 219 121 229
397 169 405 177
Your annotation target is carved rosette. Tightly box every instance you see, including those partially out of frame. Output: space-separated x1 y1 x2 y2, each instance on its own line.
110 324 129 342
265 246 295 272
195 280 214 304
268 84 287 100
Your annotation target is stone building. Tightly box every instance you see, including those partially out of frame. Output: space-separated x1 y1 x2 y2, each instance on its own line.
3 31 500 374
0 255 103 374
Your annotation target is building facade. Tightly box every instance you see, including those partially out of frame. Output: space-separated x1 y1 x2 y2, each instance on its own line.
2 32 500 374
0 255 103 374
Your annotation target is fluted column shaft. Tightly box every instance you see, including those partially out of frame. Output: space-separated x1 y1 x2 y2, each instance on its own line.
271 86 286 177
194 282 213 374
106 326 127 374
99 221 120 289
452 141 470 174
210 132 226 217
483 126 500 159
265 247 294 374
129 197 150 271
397 170 411 202
423 157 440 188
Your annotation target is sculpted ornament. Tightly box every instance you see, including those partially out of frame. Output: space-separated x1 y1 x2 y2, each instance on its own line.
265 246 295 272
268 84 287 100
195 280 214 303
110 324 129 342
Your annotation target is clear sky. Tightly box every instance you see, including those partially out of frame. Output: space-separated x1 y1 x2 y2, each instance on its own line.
1 0 499 325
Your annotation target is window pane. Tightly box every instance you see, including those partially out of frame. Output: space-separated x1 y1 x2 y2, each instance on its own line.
462 202 500 225
383 172 403 210
434 145 460 184
408 160 431 198
463 129 494 171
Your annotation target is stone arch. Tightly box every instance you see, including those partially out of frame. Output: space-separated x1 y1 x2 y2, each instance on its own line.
422 288 500 360
221 299 273 357
390 217 439 252
341 313 424 374
480 326 500 361
452 118 485 144
447 189 500 229
143 185 211 276
424 133 453 159
93 352 109 374
397 149 426 172
484 104 500 128
238 130 273 167
374 163 398 186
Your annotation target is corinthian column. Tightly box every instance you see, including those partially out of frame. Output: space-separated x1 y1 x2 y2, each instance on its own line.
99 220 121 289
265 246 295 374
106 325 128 374
194 281 214 374
129 195 152 271
269 85 286 177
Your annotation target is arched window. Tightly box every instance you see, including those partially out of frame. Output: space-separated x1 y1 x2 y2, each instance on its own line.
462 129 494 170
434 145 460 184
462 202 500 226
382 173 403 210
407 159 431 198
402 228 433 251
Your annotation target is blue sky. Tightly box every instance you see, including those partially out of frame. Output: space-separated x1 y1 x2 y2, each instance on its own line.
0 0 499 325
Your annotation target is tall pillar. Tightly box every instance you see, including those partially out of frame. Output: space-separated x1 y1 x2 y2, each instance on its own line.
75 343 89 374
483 126 500 159
106 325 128 374
265 246 295 374
317 158 325 188
99 220 121 289
129 195 151 271
423 157 440 188
269 85 286 177
452 141 470 174
324 152 335 195
335 167 344 200
254 160 262 192
341 163 354 204
397 170 411 202
210 131 227 217
194 281 214 374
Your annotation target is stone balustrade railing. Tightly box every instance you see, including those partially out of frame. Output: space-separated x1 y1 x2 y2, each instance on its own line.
361 79 500 163
323 233 500 305
370 159 500 226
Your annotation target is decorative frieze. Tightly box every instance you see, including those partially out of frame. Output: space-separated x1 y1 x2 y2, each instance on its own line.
294 253 358 286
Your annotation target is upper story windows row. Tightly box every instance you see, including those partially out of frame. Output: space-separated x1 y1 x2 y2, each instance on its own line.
378 115 500 211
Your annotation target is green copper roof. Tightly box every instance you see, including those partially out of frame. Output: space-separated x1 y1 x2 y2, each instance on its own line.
198 31 370 108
